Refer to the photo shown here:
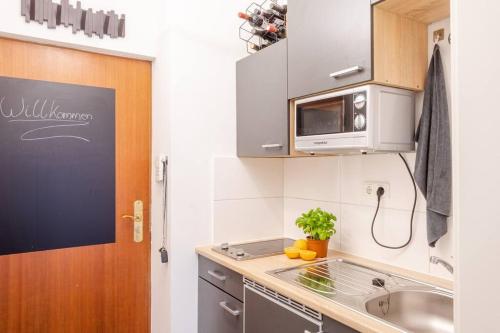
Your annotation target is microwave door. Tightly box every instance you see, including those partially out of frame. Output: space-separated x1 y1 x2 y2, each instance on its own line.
296 97 347 138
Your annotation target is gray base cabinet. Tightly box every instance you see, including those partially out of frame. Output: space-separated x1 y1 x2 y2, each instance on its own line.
198 278 243 333
322 315 359 333
287 0 372 99
236 40 289 157
197 256 358 333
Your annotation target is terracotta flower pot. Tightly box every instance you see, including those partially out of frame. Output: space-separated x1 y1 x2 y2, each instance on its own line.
306 237 329 258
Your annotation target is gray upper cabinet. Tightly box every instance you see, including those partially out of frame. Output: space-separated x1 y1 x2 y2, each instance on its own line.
236 40 289 157
287 0 373 99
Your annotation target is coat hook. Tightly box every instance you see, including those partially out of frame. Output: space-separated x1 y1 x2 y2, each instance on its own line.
433 28 445 45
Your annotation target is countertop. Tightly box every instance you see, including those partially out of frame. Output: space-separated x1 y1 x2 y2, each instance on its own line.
196 245 453 333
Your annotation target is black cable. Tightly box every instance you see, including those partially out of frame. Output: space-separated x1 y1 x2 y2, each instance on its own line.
371 153 417 249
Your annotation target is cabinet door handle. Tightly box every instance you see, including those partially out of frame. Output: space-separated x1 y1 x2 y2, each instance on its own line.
329 66 364 78
219 301 241 317
261 144 283 149
207 270 227 281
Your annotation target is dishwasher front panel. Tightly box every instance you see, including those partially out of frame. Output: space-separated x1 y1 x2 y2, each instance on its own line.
244 285 322 333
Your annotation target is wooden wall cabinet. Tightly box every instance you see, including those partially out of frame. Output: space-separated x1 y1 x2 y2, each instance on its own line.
372 6 428 91
373 0 450 90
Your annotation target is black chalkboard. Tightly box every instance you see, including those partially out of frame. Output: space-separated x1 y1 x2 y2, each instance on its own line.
0 76 115 255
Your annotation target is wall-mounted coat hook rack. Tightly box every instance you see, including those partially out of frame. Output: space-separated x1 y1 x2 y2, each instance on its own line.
21 0 126 39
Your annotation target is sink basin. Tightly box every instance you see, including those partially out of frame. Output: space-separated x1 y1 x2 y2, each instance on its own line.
269 259 454 333
365 289 453 333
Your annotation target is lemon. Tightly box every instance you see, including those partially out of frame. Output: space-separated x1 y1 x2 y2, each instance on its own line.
293 239 308 251
284 247 300 259
299 250 317 261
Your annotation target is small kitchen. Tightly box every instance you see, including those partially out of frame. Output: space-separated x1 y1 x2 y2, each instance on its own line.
0 0 497 332
197 0 454 332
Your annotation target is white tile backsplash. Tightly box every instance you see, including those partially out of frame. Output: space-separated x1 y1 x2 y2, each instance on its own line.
284 198 341 250
282 153 454 280
214 157 283 200
213 156 284 244
340 153 427 212
213 198 284 244
341 204 429 273
284 157 341 202
212 152 454 280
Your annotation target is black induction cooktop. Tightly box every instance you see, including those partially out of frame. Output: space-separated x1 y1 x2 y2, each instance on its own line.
212 238 295 261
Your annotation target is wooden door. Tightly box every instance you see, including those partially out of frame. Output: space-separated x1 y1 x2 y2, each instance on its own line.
0 38 151 333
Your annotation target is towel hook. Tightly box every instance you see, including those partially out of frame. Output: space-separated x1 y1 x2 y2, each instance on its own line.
433 28 445 45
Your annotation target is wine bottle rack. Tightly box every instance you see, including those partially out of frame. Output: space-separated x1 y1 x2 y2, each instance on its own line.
239 0 287 54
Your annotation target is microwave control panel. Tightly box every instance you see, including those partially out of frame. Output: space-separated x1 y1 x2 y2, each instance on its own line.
353 92 367 132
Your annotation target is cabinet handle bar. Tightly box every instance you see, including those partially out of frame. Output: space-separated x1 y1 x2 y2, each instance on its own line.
329 66 364 78
261 144 284 149
219 301 241 316
207 270 227 281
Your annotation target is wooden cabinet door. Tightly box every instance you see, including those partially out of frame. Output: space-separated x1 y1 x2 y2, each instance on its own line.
287 0 372 99
0 38 151 333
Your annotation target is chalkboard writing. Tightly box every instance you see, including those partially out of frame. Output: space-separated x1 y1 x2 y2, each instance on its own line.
0 76 115 255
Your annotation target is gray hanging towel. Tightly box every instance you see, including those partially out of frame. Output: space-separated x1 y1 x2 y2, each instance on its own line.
414 45 451 247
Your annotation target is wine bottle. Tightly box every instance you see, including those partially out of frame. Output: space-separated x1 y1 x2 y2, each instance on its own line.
249 42 268 51
253 8 285 22
269 2 287 15
266 24 278 33
238 12 264 28
252 28 278 43
276 25 287 39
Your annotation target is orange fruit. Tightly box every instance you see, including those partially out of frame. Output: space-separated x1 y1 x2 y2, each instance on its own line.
299 250 317 261
284 247 300 259
293 239 308 251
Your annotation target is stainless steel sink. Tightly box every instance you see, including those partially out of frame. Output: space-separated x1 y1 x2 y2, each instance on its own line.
268 259 454 333
365 289 453 333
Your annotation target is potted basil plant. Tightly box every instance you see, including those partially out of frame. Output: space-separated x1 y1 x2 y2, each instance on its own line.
295 208 337 258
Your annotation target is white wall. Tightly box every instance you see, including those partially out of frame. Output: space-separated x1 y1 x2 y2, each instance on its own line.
162 1 251 332
282 19 453 280
151 27 170 333
0 1 171 332
0 0 159 59
0 1 273 332
453 1 500 331
212 157 284 244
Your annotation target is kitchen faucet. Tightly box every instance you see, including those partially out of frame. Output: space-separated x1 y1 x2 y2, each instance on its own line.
430 256 454 274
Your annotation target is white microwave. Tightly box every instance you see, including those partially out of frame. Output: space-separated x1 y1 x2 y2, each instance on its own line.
294 84 416 154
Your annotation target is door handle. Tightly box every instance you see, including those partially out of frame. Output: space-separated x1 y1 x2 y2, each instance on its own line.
329 66 364 78
122 200 144 243
207 270 227 281
219 301 241 317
